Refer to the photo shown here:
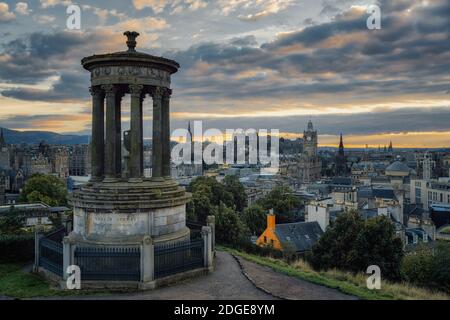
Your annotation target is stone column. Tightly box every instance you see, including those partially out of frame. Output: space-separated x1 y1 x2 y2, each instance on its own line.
140 236 154 283
202 226 213 271
62 237 71 281
33 226 44 273
129 84 144 181
152 87 163 180
102 85 120 182
115 92 124 176
207 215 216 254
161 89 171 178
89 86 105 182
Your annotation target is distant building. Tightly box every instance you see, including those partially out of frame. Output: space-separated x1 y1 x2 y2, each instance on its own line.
282 120 322 184
54 148 70 179
30 153 52 175
256 211 323 253
0 129 10 170
410 178 450 210
69 145 91 176
335 133 347 176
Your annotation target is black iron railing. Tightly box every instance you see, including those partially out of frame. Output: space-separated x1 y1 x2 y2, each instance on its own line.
39 237 63 277
74 246 141 281
45 226 67 242
154 239 204 279
187 220 203 240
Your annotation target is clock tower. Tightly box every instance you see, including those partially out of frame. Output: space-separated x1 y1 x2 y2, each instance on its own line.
304 120 317 157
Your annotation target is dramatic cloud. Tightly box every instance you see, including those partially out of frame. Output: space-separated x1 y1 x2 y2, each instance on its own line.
15 2 31 16
39 0 71 9
133 0 208 14
0 2 15 23
0 0 448 146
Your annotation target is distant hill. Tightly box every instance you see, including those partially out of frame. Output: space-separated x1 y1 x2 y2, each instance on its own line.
0 127 90 145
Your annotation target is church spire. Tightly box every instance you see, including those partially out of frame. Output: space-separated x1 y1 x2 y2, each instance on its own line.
336 133 346 176
339 133 344 149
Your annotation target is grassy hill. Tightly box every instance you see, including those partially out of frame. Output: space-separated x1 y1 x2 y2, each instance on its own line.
0 127 90 145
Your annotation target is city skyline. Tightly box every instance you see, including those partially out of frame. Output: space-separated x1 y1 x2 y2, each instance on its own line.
0 0 449 148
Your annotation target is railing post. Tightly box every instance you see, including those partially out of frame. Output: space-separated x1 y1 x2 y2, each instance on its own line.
33 226 44 273
202 226 213 271
62 236 72 281
61 213 72 233
141 236 155 285
206 215 215 254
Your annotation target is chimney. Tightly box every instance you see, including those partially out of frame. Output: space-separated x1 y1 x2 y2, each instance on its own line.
267 209 275 230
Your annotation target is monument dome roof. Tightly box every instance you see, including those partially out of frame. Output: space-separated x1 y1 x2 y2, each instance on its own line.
386 161 411 173
81 31 179 74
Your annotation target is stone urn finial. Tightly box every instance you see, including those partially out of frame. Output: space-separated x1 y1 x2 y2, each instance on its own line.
124 31 140 52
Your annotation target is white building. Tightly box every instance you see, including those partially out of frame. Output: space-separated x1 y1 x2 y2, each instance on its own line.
411 178 450 210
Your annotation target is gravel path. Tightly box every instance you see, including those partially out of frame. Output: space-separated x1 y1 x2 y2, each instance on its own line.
234 255 357 300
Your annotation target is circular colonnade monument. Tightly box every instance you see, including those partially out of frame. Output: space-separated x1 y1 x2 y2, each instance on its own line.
69 31 191 247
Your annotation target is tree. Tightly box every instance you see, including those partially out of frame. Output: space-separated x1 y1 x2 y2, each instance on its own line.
259 185 299 220
223 175 247 212
213 202 249 245
188 176 234 209
242 204 267 236
20 174 68 206
308 210 404 280
187 189 214 223
353 215 404 280
0 209 25 235
401 242 450 293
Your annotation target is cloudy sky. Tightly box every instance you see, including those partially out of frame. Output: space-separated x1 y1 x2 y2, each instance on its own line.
0 0 449 147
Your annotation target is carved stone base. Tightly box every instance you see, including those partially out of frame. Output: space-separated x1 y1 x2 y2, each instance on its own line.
68 179 191 244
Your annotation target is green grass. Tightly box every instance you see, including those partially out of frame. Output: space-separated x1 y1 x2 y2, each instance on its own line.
0 263 114 299
0 263 65 298
220 246 449 300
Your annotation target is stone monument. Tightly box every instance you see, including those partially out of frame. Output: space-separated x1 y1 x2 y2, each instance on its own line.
69 31 191 247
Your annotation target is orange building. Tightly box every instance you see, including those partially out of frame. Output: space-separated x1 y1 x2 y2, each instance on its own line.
256 211 283 250
256 210 324 253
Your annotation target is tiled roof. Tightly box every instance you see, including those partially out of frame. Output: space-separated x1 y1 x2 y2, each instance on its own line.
275 221 323 252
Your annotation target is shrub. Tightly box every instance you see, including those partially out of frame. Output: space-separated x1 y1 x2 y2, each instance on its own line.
401 242 450 294
308 211 404 280
0 234 35 263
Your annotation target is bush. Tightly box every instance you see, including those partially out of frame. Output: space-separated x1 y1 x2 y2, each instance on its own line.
20 174 68 206
214 203 250 245
308 211 404 280
401 242 450 294
0 234 35 263
233 240 284 260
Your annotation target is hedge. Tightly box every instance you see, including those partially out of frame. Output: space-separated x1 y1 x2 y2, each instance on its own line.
0 234 35 263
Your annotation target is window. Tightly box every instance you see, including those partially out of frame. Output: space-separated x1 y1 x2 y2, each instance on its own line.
264 236 267 243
